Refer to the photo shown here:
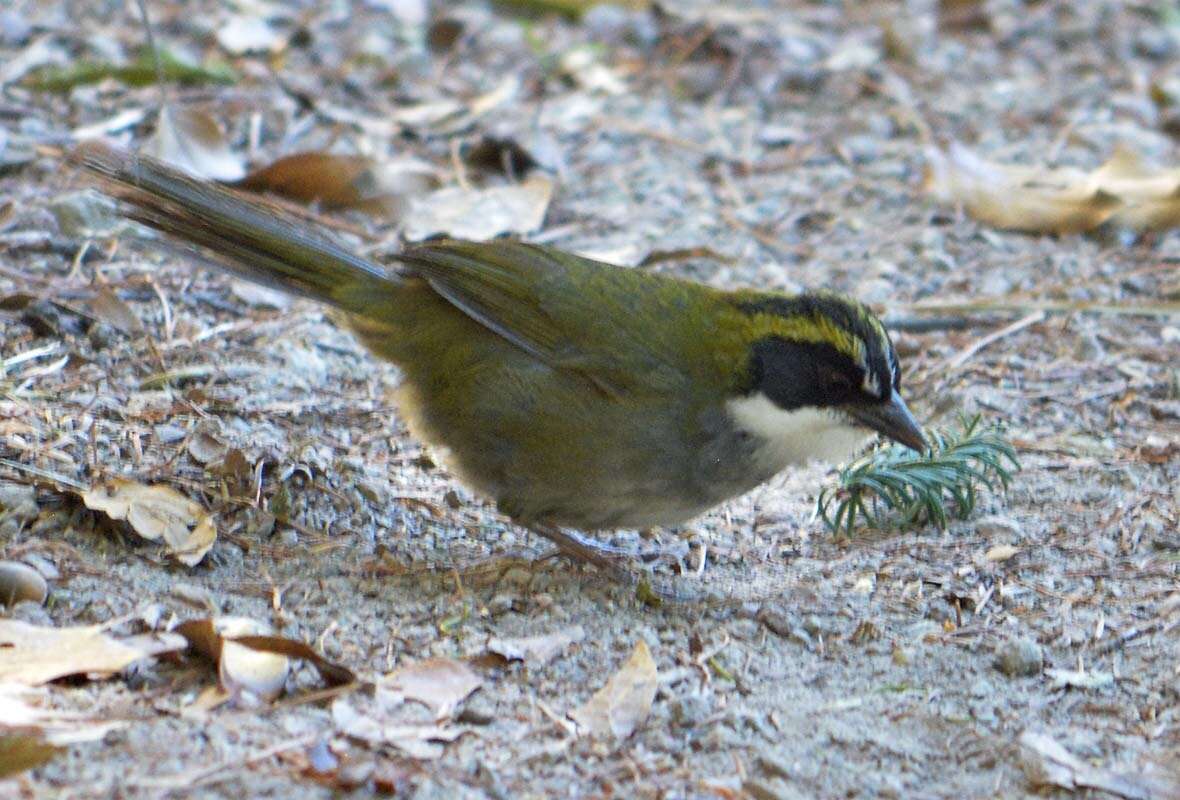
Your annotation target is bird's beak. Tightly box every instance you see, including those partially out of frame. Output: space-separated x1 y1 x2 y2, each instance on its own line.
846 391 927 453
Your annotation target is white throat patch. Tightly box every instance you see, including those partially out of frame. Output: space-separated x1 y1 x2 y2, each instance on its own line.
727 393 871 471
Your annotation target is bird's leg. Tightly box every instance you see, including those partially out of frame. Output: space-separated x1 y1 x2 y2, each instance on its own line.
526 525 705 603
527 524 638 586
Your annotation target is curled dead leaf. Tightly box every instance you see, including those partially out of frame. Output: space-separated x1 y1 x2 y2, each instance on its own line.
569 639 657 739
81 478 216 565
176 617 286 703
175 617 354 705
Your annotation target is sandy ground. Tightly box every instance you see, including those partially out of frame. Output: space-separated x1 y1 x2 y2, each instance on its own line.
0 1 1177 797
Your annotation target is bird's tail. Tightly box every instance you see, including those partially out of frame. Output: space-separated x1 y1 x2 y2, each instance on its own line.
70 141 399 310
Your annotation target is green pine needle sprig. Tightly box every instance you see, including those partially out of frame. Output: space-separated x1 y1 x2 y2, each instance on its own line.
817 414 1020 536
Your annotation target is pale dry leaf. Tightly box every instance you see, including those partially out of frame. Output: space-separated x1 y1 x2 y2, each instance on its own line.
186 432 228 465
569 639 657 739
230 280 293 309
81 478 216 566
146 106 246 182
924 143 1119 234
925 142 1180 234
331 697 464 760
391 76 519 136
216 14 287 55
237 152 439 218
403 174 553 241
0 620 184 685
1018 730 1176 800
486 625 586 667
985 544 1020 562
0 683 126 744
1092 147 1180 231
384 657 482 720
560 48 627 95
1045 668 1114 690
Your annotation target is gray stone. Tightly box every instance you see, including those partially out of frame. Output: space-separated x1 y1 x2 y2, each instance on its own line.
995 637 1043 677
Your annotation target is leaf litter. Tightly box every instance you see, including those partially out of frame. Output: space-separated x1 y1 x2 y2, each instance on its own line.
0 620 185 686
569 639 657 739
925 142 1180 234
80 478 216 566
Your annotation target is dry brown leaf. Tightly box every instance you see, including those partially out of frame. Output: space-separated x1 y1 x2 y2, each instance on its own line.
87 286 143 335
236 152 439 217
569 639 657 739
81 478 216 566
146 106 245 182
486 625 585 667
939 0 990 32
403 174 553 241
384 657 482 720
0 620 185 685
925 143 1180 234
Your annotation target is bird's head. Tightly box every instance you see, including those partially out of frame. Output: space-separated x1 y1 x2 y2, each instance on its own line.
725 291 925 467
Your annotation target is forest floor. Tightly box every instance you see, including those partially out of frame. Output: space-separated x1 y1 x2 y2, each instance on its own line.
0 1 1177 797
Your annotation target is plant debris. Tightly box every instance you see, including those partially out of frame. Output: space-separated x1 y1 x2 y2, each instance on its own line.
817 415 1019 536
569 639 657 739
925 143 1180 234
80 478 216 566
0 620 185 685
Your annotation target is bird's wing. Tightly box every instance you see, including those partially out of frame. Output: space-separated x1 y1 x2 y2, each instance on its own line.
394 240 686 396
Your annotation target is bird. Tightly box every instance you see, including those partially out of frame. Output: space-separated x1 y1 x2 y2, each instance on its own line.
72 141 925 593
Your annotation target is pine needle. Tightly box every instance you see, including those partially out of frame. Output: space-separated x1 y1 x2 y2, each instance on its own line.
817 414 1019 536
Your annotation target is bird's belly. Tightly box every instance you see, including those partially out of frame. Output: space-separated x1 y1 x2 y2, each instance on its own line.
348 306 769 531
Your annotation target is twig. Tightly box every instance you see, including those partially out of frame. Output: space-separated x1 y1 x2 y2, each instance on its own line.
1094 614 1180 655
0 458 89 491
905 299 1180 318
883 315 1003 333
943 310 1045 371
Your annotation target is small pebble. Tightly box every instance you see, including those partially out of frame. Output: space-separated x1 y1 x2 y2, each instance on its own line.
995 637 1043 677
